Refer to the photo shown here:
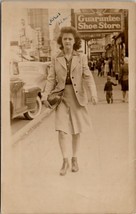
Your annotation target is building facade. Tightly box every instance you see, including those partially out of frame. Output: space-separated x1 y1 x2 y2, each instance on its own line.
27 9 51 61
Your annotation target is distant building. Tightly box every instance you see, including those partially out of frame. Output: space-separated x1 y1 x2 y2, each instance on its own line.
27 9 51 61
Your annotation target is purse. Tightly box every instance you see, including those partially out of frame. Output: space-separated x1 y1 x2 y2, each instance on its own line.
47 90 64 106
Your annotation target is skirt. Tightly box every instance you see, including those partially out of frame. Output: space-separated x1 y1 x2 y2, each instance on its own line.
55 85 91 134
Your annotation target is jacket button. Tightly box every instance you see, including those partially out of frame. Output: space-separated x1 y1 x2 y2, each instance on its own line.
74 84 76 86
72 77 74 79
76 91 78 93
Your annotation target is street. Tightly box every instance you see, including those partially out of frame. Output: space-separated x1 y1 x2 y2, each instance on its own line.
6 72 131 214
11 106 47 135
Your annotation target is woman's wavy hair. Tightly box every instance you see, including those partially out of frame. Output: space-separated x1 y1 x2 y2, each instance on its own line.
57 26 81 51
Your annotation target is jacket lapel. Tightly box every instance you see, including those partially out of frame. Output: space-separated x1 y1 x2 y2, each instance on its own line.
56 50 80 72
57 57 67 71
71 55 80 72
56 51 67 71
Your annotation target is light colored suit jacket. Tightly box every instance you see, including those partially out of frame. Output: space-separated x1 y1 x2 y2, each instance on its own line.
43 50 98 106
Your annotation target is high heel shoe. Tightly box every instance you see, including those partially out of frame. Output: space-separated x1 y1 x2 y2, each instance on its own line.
60 158 69 176
71 157 79 172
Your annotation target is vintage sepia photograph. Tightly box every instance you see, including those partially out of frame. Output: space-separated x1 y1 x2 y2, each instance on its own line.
1 1 136 214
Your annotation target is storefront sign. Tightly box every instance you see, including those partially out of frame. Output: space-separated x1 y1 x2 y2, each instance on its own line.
90 44 105 52
75 13 123 33
80 33 104 39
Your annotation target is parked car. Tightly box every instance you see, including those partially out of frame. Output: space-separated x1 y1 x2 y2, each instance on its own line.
10 61 51 120
10 76 42 120
18 61 51 93
10 62 50 120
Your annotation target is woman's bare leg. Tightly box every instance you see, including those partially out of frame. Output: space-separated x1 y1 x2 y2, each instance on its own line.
71 133 80 172
58 131 69 158
58 131 69 176
72 133 80 157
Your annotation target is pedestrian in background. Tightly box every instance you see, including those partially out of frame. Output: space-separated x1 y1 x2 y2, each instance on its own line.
101 61 105 77
104 76 117 104
42 26 98 176
97 59 102 76
109 57 113 76
119 57 129 102
88 59 94 73
104 57 109 77
88 60 92 71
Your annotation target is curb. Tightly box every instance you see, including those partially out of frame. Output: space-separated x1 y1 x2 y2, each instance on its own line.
12 107 54 144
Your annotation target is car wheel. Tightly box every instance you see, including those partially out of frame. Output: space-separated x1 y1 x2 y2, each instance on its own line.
24 96 42 120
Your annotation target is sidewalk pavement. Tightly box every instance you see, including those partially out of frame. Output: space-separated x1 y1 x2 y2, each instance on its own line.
5 70 132 214
5 99 130 214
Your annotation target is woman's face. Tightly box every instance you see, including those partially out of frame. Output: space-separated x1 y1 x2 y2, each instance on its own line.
62 33 75 50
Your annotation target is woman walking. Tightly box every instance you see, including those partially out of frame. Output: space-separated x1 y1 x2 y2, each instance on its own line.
104 57 109 77
42 26 98 176
119 57 129 102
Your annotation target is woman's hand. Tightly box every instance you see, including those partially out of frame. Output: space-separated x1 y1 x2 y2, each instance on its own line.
43 100 52 108
41 93 52 108
91 96 97 105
